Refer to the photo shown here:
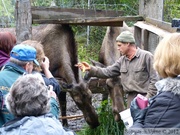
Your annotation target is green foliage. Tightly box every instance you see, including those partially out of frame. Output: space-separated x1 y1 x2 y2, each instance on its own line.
0 0 15 26
164 0 180 22
31 0 51 6
77 100 125 135
76 36 90 62
165 0 180 4
76 35 101 63
73 25 106 63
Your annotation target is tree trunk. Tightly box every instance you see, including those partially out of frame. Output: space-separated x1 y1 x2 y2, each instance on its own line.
139 0 164 20
15 0 32 43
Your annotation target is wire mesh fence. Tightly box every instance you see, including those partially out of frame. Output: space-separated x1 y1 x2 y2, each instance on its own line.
1 0 178 65
1 1 179 26
0 0 139 61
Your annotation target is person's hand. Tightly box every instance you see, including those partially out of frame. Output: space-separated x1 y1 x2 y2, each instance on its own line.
48 85 56 99
130 98 148 123
41 56 50 70
75 62 91 72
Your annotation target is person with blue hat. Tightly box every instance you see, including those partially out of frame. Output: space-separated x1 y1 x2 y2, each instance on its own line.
0 44 39 127
10 44 39 66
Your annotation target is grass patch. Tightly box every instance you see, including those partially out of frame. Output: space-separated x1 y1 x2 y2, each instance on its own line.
76 100 125 135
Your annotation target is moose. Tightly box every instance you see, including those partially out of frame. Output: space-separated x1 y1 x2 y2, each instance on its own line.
33 24 99 128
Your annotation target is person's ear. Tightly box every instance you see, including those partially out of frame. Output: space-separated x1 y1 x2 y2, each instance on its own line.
126 43 131 46
23 62 30 71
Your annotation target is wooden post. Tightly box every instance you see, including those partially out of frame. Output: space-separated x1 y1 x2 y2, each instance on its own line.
15 0 32 43
139 0 164 20
134 21 171 53
135 0 164 52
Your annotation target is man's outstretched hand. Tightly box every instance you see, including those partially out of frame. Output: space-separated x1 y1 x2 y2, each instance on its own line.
75 62 91 72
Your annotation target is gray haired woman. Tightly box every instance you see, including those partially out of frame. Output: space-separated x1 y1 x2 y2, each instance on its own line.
0 74 76 135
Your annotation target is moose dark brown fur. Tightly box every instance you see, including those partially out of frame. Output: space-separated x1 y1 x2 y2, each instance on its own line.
33 24 99 128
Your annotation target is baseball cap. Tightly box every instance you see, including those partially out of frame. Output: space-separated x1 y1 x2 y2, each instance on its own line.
10 44 39 66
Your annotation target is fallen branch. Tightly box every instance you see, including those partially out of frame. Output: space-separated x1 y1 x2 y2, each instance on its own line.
60 114 84 120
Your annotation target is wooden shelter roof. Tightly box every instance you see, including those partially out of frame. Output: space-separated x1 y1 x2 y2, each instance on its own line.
31 7 144 26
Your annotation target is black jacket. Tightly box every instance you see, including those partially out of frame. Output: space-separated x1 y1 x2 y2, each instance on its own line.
42 73 61 95
133 77 180 128
32 71 61 95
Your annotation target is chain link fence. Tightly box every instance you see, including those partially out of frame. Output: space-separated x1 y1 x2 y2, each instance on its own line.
47 1 139 61
0 0 139 61
1 1 178 61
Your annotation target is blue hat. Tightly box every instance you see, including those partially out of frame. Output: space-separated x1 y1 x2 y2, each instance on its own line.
10 44 39 66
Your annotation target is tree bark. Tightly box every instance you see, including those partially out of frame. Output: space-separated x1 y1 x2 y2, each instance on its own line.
15 0 32 43
139 0 164 20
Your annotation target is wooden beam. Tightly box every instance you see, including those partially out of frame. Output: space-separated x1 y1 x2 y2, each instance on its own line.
31 7 124 19
145 17 177 33
134 21 171 38
31 7 144 26
32 16 144 26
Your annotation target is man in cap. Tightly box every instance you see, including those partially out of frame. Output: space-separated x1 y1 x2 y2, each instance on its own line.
0 44 39 127
76 31 159 108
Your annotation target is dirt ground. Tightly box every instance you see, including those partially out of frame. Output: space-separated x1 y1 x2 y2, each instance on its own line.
63 92 102 131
